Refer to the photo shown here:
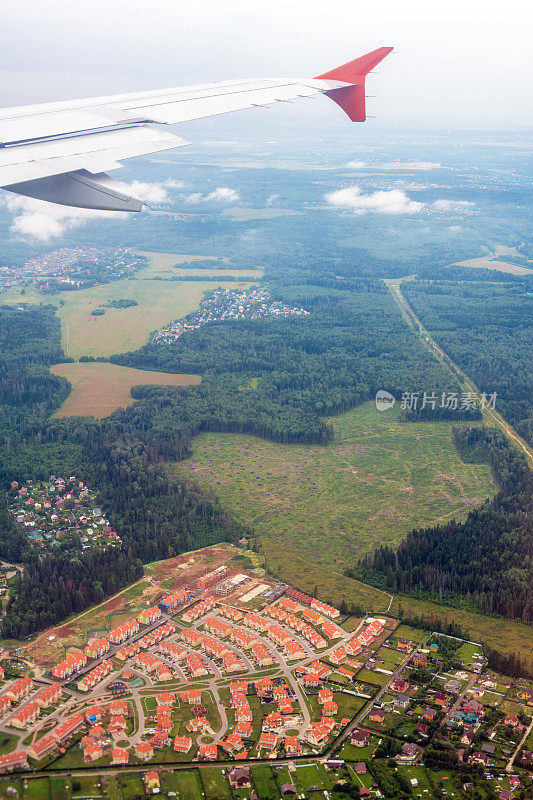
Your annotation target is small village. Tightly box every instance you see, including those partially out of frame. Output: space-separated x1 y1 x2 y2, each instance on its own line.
0 549 530 800
0 248 145 293
7 477 121 554
153 288 310 344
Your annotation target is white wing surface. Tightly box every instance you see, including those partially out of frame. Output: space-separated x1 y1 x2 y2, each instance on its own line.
0 48 392 211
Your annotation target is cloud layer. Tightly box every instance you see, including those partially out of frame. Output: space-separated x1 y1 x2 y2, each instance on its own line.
326 185 476 216
325 186 424 215
125 178 184 204
184 186 240 204
432 199 475 211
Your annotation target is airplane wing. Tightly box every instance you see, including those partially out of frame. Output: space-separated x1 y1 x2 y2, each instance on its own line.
0 47 392 212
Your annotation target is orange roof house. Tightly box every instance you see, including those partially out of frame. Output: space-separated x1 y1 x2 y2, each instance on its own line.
135 741 154 760
258 732 277 750
112 747 129 764
285 736 303 755
173 735 192 753
322 700 338 717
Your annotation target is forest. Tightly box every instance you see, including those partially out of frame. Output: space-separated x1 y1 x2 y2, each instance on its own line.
0 281 461 638
354 425 533 622
402 279 533 445
0 265 531 641
111 281 459 420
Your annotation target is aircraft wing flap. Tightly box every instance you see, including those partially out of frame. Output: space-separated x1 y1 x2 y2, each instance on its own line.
0 126 186 187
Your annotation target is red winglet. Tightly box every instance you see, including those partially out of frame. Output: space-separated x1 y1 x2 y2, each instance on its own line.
315 47 393 122
315 47 394 83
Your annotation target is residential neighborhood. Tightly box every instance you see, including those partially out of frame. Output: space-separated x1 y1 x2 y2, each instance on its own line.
0 547 530 800
0 247 146 294
153 288 310 344
7 476 121 554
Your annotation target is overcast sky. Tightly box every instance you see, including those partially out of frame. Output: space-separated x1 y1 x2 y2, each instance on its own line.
1 0 532 128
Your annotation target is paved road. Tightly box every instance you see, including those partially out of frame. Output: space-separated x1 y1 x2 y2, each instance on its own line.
387 281 533 466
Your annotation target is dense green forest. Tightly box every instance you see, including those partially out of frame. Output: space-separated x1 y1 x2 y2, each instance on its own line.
0 282 461 638
402 279 533 444
0 305 244 637
354 425 533 621
112 282 459 419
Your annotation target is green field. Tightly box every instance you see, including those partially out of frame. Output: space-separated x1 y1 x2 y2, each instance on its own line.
1 250 258 359
171 401 496 571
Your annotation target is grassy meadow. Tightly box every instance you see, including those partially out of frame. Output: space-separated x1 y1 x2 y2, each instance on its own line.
170 401 496 571
50 362 201 418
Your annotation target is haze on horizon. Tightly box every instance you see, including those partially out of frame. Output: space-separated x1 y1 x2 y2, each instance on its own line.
1 0 531 130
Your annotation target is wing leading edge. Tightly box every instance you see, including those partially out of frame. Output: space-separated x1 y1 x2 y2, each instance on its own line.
0 47 392 211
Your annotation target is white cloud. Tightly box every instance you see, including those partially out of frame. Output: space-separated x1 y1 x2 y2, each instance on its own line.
266 193 280 206
183 193 203 204
3 177 186 241
205 187 240 202
325 186 424 215
5 194 126 242
184 186 240 204
433 199 475 211
118 178 185 205
346 160 367 168
377 161 442 170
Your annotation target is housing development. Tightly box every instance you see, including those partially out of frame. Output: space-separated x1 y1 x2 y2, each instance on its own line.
0 247 145 293
7 476 121 554
0 548 530 799
153 288 310 344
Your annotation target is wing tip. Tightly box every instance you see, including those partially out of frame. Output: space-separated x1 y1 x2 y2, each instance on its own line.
315 46 394 83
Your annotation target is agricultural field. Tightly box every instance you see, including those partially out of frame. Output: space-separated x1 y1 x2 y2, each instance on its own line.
171 401 496 571
51 361 201 418
136 248 263 279
453 256 533 275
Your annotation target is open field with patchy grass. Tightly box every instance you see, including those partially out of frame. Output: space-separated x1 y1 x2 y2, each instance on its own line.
51 362 201 418
135 249 263 279
170 402 496 571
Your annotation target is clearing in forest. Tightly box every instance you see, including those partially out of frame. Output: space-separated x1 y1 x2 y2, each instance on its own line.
170 402 496 573
51 362 200 419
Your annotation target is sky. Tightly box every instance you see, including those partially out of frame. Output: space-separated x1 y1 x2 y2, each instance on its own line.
1 0 532 129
